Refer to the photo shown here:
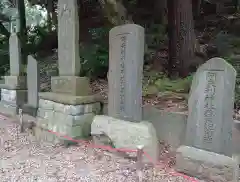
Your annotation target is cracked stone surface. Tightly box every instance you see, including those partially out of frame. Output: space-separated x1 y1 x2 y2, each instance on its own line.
0 118 201 182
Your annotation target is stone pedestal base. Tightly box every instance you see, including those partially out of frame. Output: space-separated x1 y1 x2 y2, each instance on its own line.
22 104 38 117
0 87 27 117
51 76 90 96
175 146 239 182
35 92 101 144
3 76 26 89
91 115 159 162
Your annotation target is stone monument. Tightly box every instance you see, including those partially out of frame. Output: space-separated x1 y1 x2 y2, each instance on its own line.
22 55 40 117
108 24 145 122
91 24 159 162
35 0 101 144
176 58 239 181
0 31 27 117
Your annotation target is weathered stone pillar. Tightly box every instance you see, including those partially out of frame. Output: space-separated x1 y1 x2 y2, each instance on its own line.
0 31 27 117
91 24 159 162
35 0 101 145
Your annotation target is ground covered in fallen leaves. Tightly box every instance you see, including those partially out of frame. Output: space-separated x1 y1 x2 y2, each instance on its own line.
0 116 202 182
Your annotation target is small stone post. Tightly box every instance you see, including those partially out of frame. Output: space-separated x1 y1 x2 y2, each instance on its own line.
136 145 144 182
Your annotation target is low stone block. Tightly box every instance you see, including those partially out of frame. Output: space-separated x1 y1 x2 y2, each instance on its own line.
0 101 17 116
1 89 16 104
4 76 26 89
22 104 38 117
37 108 54 120
34 126 61 144
39 92 101 105
91 115 159 162
54 112 95 127
175 146 239 182
1 89 27 107
39 99 54 110
51 76 90 96
53 102 101 115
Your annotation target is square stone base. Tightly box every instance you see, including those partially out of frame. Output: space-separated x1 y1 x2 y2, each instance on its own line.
0 88 27 117
39 92 101 105
51 76 90 96
0 88 27 107
0 101 17 117
3 76 26 89
22 104 38 117
175 146 239 182
35 94 101 145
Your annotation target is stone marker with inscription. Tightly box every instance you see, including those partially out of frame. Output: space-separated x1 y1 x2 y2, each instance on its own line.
108 24 145 122
23 55 40 117
175 58 238 182
185 57 236 156
92 24 159 162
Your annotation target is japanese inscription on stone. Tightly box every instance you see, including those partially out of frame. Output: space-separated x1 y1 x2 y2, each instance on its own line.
185 57 237 156
108 24 145 122
119 35 126 113
203 72 217 143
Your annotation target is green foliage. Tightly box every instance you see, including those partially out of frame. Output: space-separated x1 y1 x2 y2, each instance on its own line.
225 56 240 107
154 75 193 93
79 28 110 78
26 25 46 54
143 70 193 97
146 24 167 49
0 36 9 76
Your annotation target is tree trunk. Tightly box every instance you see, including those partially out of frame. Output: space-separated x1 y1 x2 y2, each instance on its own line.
0 22 10 38
46 1 53 31
167 0 178 77
154 0 167 24
168 0 198 77
98 0 133 25
16 0 27 64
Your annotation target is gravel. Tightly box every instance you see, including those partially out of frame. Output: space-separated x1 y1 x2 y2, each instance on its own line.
0 118 201 182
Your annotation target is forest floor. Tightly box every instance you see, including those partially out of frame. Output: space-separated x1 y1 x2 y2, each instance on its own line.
90 79 188 114
0 116 202 182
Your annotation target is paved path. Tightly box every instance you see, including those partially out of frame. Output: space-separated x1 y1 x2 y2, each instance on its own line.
0 118 200 182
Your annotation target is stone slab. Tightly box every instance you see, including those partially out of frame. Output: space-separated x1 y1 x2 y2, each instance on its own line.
34 125 62 144
1 89 27 107
0 101 17 117
39 99 101 115
91 115 159 162
108 24 145 122
37 108 54 120
4 76 27 89
54 112 95 127
51 76 90 96
175 146 239 182
53 102 101 115
186 57 236 156
39 99 54 110
37 114 93 139
27 55 40 108
39 92 101 105
22 104 38 117
0 84 25 90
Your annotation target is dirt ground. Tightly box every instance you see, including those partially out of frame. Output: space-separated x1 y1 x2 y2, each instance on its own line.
0 114 202 182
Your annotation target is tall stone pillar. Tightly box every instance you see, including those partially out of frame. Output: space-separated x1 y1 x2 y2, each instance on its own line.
35 0 101 145
0 28 27 117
